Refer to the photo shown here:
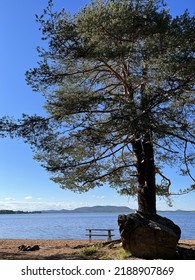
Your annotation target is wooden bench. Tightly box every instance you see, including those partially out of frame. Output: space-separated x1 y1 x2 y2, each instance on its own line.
86 229 114 241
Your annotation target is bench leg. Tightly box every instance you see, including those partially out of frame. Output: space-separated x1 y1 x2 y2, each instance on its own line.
88 230 92 242
108 230 112 241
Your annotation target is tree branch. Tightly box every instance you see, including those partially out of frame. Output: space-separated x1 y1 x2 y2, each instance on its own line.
184 141 195 183
83 164 137 186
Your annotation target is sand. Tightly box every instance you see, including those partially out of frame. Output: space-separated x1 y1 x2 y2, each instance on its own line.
0 239 106 260
0 239 194 260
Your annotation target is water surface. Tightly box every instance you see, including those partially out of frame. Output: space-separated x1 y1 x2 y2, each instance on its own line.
0 211 194 240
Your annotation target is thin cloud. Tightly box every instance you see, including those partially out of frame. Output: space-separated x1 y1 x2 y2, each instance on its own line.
92 195 105 199
4 197 15 201
24 196 33 200
0 200 77 211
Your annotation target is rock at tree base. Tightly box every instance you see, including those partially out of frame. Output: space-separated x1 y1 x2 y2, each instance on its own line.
176 244 195 260
118 212 181 259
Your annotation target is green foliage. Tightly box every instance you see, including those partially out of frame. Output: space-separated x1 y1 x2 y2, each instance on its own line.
80 246 98 256
119 247 132 259
3 0 194 204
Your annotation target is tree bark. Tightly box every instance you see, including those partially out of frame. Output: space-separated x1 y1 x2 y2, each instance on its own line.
132 134 156 214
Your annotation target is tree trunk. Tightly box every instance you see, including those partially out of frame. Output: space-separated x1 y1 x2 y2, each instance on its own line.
132 134 156 214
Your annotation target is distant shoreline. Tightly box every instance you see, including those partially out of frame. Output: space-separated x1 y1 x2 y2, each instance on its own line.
0 210 41 215
0 206 194 214
0 206 132 214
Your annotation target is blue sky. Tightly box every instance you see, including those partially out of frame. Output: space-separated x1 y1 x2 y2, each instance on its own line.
0 0 194 211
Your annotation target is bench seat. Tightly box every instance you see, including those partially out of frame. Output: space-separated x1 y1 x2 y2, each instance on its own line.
86 234 114 237
86 229 114 241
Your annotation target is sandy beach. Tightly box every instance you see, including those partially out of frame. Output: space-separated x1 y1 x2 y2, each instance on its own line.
0 239 194 260
0 239 115 260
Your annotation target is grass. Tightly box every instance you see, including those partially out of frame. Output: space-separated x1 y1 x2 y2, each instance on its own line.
81 246 98 256
118 247 132 259
79 240 134 260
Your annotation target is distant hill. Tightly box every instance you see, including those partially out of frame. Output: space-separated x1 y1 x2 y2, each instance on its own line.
70 206 132 213
42 206 133 213
42 207 195 214
1 207 194 214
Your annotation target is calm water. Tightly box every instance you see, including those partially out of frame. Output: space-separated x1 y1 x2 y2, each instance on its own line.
0 212 194 240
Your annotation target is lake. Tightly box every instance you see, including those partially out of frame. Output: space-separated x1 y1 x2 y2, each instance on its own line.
0 211 194 240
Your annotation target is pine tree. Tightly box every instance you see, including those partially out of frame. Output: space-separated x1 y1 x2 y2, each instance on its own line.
5 0 194 214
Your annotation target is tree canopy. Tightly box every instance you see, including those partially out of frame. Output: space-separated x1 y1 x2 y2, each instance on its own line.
2 0 195 213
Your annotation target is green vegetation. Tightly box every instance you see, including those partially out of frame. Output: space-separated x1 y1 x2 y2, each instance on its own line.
0 210 41 214
81 246 99 256
2 0 195 214
79 242 134 260
119 247 132 259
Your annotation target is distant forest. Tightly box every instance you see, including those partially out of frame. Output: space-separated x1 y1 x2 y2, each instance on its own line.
0 210 41 214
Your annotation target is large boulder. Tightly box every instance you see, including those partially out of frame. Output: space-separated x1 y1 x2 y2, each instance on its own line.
176 244 195 260
118 212 181 259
